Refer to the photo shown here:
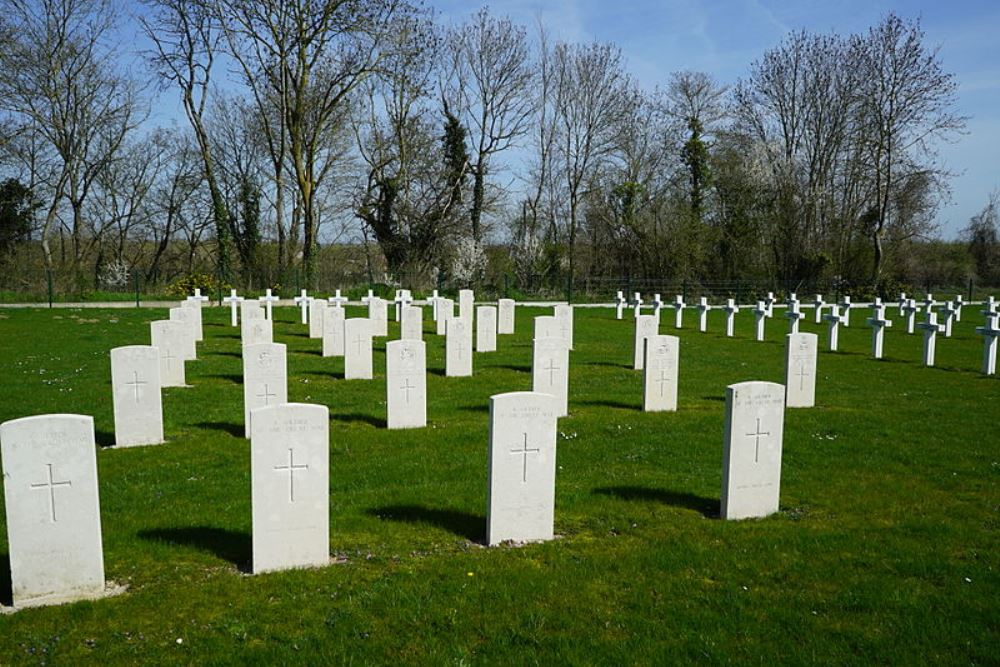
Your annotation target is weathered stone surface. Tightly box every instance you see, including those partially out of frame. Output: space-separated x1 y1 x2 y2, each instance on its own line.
251 403 330 574
487 392 558 546
111 345 164 446
1 414 106 608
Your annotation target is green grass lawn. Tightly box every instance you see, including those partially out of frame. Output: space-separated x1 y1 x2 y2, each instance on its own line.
0 304 996 665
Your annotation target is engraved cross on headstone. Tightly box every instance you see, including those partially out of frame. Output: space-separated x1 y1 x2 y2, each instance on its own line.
655 368 672 396
353 333 367 355
30 463 72 523
273 447 309 502
794 359 809 390
256 383 277 405
746 418 770 464
543 358 560 384
163 348 177 370
126 370 147 403
509 433 540 483
400 377 416 404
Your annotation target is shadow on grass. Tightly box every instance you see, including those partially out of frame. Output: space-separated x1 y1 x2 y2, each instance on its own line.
305 369 342 379
577 399 638 411
457 404 488 413
593 485 718 518
0 553 11 606
494 363 531 374
196 421 244 438
211 351 242 358
297 349 323 356
95 429 116 448
330 412 385 428
701 395 725 402
428 367 447 377
207 373 243 384
366 505 484 542
137 527 251 571
588 361 634 370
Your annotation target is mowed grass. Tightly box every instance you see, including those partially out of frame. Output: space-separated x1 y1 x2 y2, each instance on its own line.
0 303 997 665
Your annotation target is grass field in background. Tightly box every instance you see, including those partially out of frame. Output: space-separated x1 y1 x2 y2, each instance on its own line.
0 304 996 665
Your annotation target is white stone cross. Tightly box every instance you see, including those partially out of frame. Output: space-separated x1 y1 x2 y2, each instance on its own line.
954 294 964 321
764 292 776 318
939 301 958 338
902 299 919 334
293 289 312 324
975 313 1000 375
361 289 375 305
327 289 349 309
752 301 768 341
924 293 937 314
824 305 847 351
651 293 664 317
898 292 908 316
223 289 244 327
672 295 686 329
785 303 804 334
258 288 279 320
866 303 893 359
723 298 739 337
916 312 945 366
697 297 711 332
981 296 997 319
632 292 643 318
813 294 825 323
839 295 853 327
614 291 627 320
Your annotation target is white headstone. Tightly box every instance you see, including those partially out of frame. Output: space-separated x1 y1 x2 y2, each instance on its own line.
459 289 475 322
386 339 427 429
182 296 205 342
553 304 574 350
294 289 311 325
111 345 164 447
241 313 273 346
242 342 288 437
1 414 106 607
321 306 345 357
532 337 569 417
308 299 326 339
400 305 423 341
368 297 388 337
446 317 473 377
643 334 679 412
697 297 711 332
976 313 1000 375
436 298 454 335
258 288 279 320
785 333 817 408
223 289 243 326
169 306 197 360
487 392 558 546
476 306 497 352
498 298 516 335
343 318 374 379
824 305 846 352
917 312 945 366
240 299 263 324
534 315 561 340
866 304 893 359
150 320 187 387
251 403 329 574
633 314 658 370
721 381 785 520
723 298 739 337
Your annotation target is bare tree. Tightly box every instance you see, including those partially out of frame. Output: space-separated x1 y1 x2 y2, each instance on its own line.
140 0 233 280
552 41 631 295
446 7 534 243
852 13 965 284
0 0 140 281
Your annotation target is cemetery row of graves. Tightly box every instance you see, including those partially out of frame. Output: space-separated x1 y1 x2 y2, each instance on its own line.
3 284 997 612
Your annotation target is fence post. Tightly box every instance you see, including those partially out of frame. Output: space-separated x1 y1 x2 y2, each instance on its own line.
566 274 573 304
968 277 974 301
134 271 140 308
47 269 53 308
504 273 509 298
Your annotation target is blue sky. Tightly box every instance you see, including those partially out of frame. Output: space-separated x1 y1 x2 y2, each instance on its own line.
429 0 1000 238
134 0 998 239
